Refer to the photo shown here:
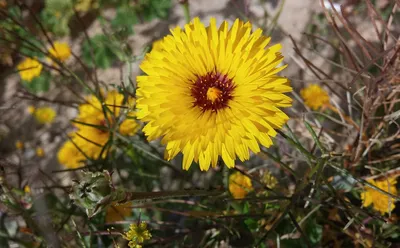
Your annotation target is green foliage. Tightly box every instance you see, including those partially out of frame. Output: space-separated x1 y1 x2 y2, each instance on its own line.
22 72 51 93
137 0 172 21
111 6 139 35
81 34 119 68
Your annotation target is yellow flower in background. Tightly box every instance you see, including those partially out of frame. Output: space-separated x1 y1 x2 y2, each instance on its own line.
300 84 330 110
34 107 56 124
24 185 31 193
105 202 132 223
229 171 253 199
57 91 139 168
15 140 24 150
57 139 86 169
48 42 71 62
36 147 45 157
124 222 152 248
17 57 43 82
27 106 36 114
137 17 292 171
361 177 398 215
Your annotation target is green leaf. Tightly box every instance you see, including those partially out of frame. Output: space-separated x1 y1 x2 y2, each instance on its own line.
138 0 172 22
111 6 138 36
305 218 322 245
22 72 51 93
81 34 118 69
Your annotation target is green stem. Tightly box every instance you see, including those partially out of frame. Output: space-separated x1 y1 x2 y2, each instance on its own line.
182 1 191 24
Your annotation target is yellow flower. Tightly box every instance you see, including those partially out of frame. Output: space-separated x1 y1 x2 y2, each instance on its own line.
15 140 24 150
58 91 139 168
34 107 56 124
105 202 132 223
57 139 86 169
27 106 36 114
36 147 45 157
17 57 43 82
361 177 398 215
24 185 31 193
300 84 330 110
229 171 253 199
48 42 71 62
137 18 292 171
124 222 152 248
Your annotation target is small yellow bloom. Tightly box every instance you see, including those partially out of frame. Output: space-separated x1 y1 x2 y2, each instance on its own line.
36 147 45 157
75 0 98 12
229 171 253 199
15 140 24 150
361 177 398 215
24 185 31 193
27 106 36 114
124 222 152 248
300 84 330 110
17 57 43 82
34 107 56 124
105 202 132 223
48 42 71 62
120 115 140 136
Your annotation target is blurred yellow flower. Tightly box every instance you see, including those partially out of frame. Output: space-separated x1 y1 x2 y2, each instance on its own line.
24 185 31 193
105 202 132 223
17 57 43 82
48 42 71 62
229 171 253 199
361 177 398 215
137 18 292 171
27 105 36 114
58 91 139 168
57 139 86 169
124 222 152 248
15 140 24 150
36 147 45 157
34 107 56 124
300 84 330 110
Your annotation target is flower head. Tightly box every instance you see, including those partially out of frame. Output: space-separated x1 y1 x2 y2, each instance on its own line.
57 91 139 168
15 140 24 150
361 177 398 215
229 171 253 199
48 42 71 62
137 18 292 171
300 84 330 110
34 107 56 124
124 222 152 248
27 106 36 114
17 57 42 82
36 147 45 157
105 202 132 223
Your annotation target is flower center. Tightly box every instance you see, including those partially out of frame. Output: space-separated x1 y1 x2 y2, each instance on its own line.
191 72 235 112
206 87 222 102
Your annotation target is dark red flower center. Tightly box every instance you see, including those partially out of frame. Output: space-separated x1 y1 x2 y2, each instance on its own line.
190 72 235 112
